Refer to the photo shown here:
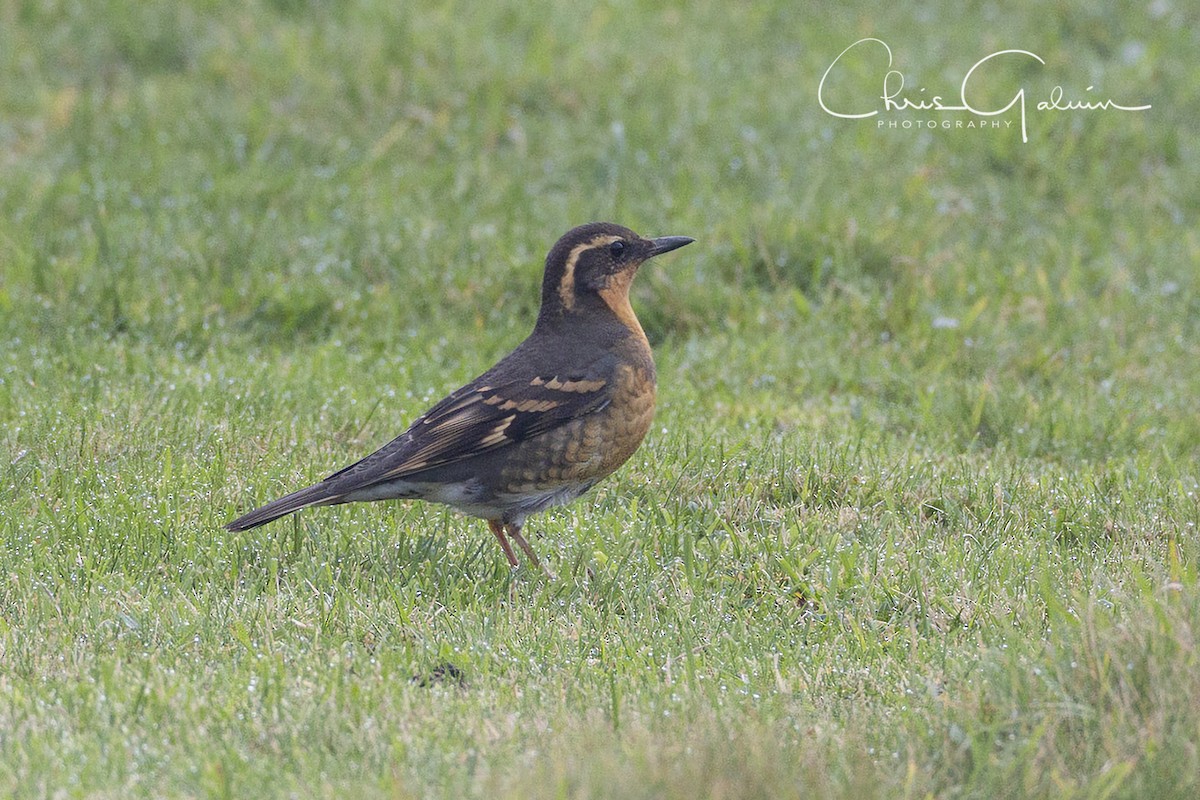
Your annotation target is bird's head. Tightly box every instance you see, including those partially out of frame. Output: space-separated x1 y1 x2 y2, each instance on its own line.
537 222 694 330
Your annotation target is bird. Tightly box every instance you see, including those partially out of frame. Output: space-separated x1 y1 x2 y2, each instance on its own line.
225 222 694 570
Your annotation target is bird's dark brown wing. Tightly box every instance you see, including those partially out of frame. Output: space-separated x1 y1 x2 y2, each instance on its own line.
321 367 612 490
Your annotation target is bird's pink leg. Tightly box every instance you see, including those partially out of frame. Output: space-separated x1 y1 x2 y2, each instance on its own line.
505 523 545 574
487 519 519 567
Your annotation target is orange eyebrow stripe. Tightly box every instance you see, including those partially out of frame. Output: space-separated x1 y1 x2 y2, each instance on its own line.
557 235 623 311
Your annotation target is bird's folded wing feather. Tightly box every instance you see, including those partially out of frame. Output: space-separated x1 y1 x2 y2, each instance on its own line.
321 371 612 489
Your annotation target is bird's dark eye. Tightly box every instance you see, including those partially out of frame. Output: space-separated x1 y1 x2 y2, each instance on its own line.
609 240 626 258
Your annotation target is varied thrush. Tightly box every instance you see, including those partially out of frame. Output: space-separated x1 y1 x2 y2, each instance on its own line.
226 222 694 569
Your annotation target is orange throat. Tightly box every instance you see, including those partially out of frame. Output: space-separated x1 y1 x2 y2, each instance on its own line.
598 270 645 340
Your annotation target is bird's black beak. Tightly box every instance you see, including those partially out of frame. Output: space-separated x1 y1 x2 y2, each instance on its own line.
647 236 695 258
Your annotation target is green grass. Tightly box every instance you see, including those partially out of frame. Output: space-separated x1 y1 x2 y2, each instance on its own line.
3 0 1199 796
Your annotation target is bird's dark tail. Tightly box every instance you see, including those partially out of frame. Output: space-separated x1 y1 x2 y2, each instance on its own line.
225 482 344 531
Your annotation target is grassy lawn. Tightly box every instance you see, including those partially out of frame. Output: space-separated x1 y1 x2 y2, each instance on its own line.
3 0 1199 796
